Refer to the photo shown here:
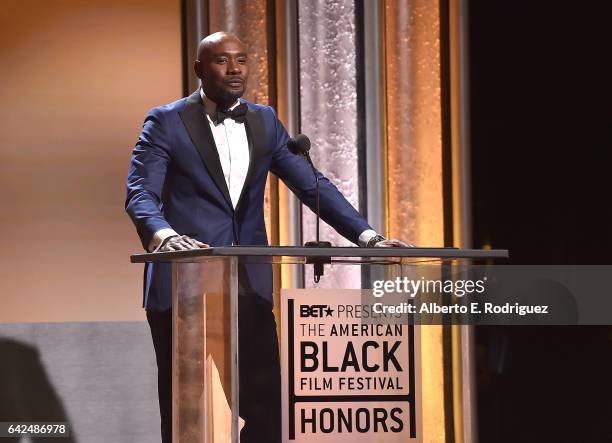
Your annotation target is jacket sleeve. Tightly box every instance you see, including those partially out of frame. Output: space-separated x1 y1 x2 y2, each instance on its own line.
268 107 371 245
125 107 174 250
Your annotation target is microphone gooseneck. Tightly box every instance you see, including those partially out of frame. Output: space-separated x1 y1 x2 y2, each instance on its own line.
287 134 332 283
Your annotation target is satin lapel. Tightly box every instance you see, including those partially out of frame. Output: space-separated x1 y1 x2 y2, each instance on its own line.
236 105 267 213
179 91 233 209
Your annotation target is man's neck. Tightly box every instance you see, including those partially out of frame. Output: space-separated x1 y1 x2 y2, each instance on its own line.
199 88 240 115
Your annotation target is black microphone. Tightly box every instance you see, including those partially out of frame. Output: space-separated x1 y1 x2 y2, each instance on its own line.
287 134 311 156
287 134 331 282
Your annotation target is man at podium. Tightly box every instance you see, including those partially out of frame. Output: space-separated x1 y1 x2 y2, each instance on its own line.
126 31 406 443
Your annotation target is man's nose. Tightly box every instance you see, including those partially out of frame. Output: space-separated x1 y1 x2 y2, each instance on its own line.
227 59 241 74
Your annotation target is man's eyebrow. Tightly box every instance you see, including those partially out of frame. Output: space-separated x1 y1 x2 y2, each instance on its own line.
214 52 247 56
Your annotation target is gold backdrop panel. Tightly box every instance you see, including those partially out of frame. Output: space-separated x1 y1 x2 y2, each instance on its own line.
209 0 270 105
385 0 444 247
385 1 447 441
208 0 278 244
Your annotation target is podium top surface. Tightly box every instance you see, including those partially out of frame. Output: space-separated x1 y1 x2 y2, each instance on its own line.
130 246 508 263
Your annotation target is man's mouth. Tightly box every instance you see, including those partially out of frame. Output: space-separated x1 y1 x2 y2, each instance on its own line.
225 78 244 88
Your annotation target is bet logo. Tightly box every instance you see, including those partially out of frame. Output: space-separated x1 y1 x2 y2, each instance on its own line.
300 304 334 318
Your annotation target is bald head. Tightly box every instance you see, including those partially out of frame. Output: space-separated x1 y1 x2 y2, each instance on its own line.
196 32 245 61
194 31 249 109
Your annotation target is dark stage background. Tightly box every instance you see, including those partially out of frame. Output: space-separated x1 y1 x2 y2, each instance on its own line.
469 1 612 441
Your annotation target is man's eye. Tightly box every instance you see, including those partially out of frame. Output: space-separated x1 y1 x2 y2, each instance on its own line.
216 58 228 63
238 58 247 64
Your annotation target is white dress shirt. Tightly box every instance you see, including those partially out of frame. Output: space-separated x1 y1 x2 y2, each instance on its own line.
149 89 378 251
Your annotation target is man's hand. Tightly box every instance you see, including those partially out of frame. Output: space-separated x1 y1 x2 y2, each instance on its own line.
157 235 209 252
375 239 415 248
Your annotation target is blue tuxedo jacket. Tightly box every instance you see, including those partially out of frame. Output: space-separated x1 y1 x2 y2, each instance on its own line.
126 91 371 311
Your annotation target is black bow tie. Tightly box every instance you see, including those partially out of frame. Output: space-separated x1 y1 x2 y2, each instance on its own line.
215 103 248 124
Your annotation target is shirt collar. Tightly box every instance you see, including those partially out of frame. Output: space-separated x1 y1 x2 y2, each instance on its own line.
199 88 240 118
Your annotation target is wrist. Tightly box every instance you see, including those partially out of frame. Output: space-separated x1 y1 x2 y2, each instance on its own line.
366 234 386 247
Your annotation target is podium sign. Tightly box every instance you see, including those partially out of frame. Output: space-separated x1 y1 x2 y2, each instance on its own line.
281 289 422 442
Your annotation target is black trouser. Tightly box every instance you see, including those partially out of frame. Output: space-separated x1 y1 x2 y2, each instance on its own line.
147 295 281 443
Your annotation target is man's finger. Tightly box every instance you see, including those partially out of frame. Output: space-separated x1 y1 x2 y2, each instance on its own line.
164 242 182 251
170 238 192 250
159 236 208 252
181 237 197 248
374 239 413 248
182 236 208 249
172 241 189 251
178 238 198 250
374 240 391 247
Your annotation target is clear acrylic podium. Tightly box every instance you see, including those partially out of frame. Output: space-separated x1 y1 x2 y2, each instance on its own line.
131 246 507 443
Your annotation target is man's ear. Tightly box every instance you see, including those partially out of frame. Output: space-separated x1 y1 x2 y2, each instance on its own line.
194 60 202 78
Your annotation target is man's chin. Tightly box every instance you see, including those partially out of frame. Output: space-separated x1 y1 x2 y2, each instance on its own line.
222 88 245 102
